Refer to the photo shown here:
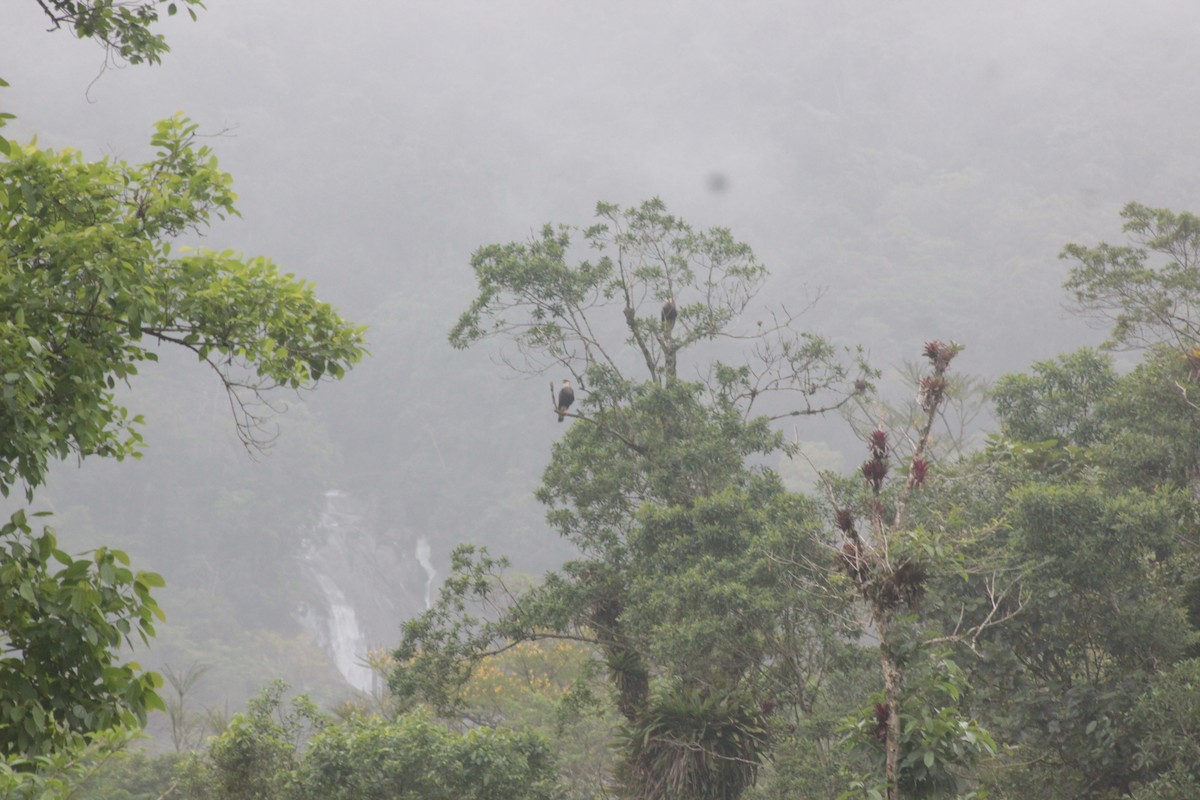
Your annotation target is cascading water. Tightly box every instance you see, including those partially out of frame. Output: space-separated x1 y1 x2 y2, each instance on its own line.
415 536 437 610
312 574 375 692
296 490 433 693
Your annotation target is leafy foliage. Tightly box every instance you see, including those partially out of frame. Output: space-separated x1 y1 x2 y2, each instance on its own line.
0 115 366 492
0 509 164 755
398 200 866 800
0 111 364 760
933 333 1200 798
179 681 323 800
449 198 869 407
178 682 562 800
32 0 205 65
1128 659 1200 800
961 481 1193 797
1064 201 1200 351
0 8 365 767
0 725 141 799
460 640 616 800
842 657 995 799
73 748 184 800
299 713 561 800
618 684 769 800
991 348 1117 446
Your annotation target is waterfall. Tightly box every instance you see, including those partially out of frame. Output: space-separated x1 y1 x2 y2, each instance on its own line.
415 536 437 610
312 574 375 693
296 490 432 693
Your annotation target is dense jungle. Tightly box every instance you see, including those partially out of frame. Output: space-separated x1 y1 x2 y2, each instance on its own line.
3 2 1200 799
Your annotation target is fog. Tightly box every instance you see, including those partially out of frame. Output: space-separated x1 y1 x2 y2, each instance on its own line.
11 2 1198 361
3 0 1197 703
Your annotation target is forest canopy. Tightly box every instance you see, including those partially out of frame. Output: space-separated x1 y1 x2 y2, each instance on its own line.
8 2 1200 800
388 200 1200 800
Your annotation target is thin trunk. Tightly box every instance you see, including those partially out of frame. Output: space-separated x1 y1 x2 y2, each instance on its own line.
878 614 904 800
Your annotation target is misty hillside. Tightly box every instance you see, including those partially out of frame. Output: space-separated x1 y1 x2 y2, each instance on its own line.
2 0 1197 718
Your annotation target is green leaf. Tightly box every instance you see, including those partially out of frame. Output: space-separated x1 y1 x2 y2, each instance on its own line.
137 571 166 588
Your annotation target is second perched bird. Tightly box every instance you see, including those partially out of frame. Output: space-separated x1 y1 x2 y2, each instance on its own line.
557 379 575 422
661 296 677 335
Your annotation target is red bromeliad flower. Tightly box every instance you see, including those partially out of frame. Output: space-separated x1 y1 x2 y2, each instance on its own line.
835 507 855 533
862 458 888 489
872 702 890 740
923 339 962 372
868 427 888 459
910 456 929 487
918 374 950 413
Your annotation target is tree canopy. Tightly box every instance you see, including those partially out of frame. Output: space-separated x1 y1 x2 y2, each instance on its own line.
174 681 562 800
0 114 366 494
397 199 871 800
30 0 204 66
0 8 365 759
390 201 1200 800
1064 201 1200 352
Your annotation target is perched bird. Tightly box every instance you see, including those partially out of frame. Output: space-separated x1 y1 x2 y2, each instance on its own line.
661 296 677 335
557 379 575 422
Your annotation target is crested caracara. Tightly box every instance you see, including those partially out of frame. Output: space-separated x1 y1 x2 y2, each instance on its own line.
662 296 677 335
557 379 575 422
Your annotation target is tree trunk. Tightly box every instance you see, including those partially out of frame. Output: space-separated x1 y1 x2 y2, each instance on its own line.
878 616 904 800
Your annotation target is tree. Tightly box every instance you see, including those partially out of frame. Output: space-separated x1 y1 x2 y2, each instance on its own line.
179 681 323 800
298 713 562 800
1063 202 1200 354
920 210 1200 795
839 204 1200 798
0 115 364 754
0 509 164 756
938 346 1200 799
395 199 870 799
162 663 211 753
1 113 366 492
178 681 563 800
825 341 1004 800
990 348 1117 448
0 11 366 758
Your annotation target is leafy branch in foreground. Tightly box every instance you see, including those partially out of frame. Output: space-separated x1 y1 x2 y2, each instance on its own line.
0 509 165 755
0 103 362 763
0 0 364 782
0 113 367 494
33 0 205 66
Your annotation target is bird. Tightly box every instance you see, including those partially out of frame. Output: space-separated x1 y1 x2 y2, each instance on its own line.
557 379 575 422
661 296 677 335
